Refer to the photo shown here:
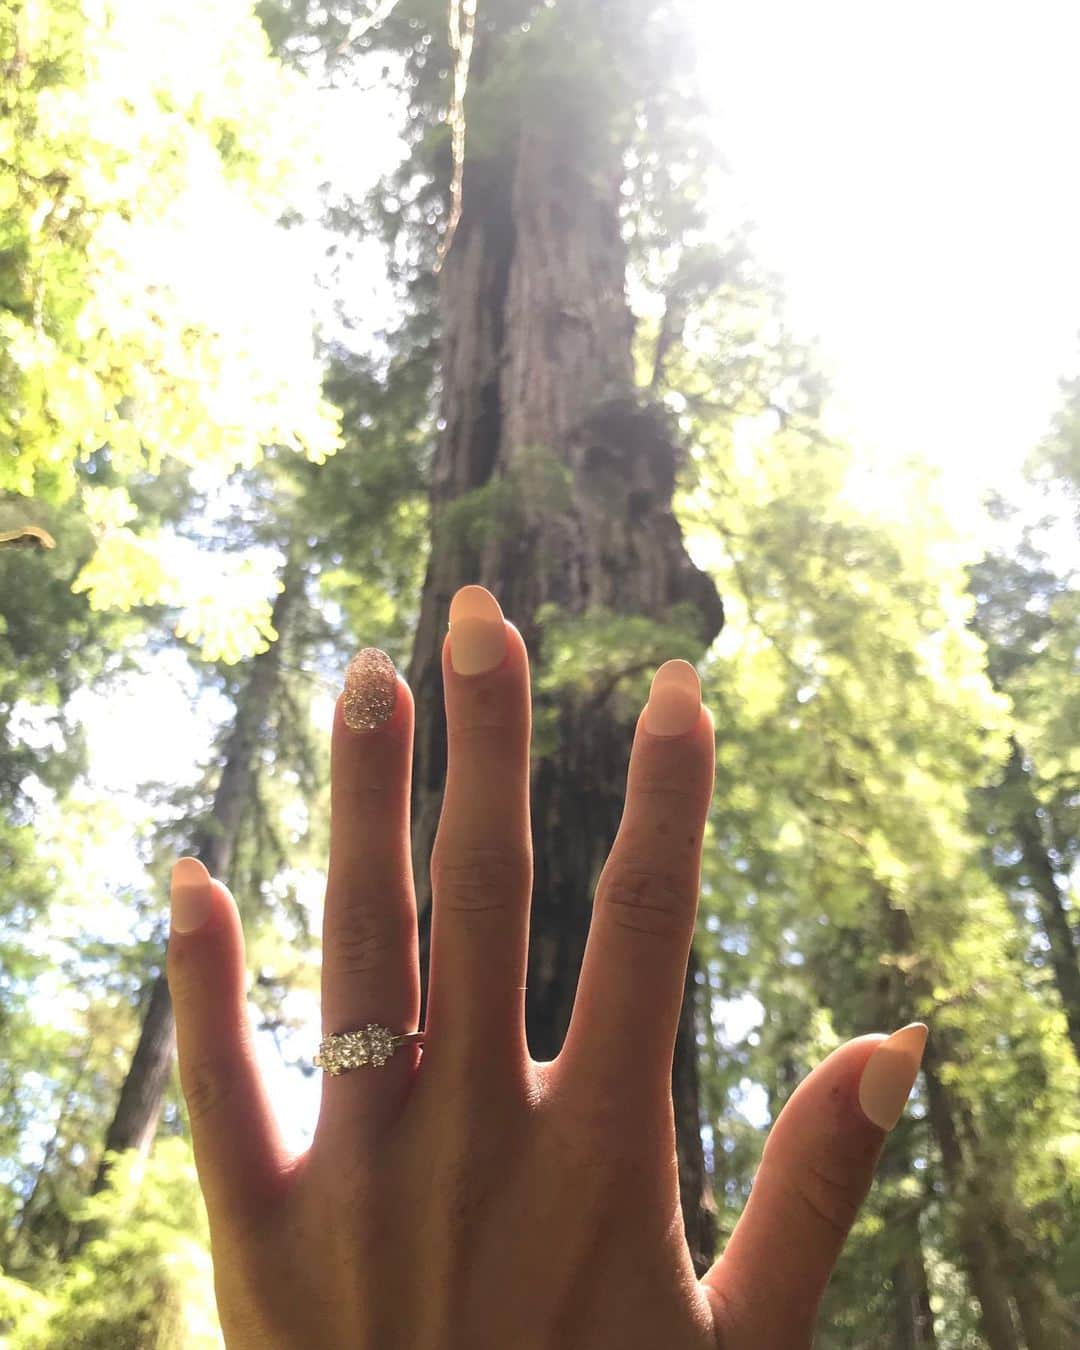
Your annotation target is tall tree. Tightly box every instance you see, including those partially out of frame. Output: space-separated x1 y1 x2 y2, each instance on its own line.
1 0 340 650
61 342 434 1235
970 511 1080 1064
664 347 1080 1344
64 546 306 1257
309 0 729 1267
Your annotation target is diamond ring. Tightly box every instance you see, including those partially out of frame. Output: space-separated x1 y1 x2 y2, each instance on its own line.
314 1025 425 1075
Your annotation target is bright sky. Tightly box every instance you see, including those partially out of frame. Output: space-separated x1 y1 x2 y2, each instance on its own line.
694 1 1080 528
39 2 1080 1161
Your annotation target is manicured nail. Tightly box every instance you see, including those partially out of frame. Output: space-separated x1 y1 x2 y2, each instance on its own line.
449 585 506 676
170 857 214 934
642 660 701 736
857 1023 928 1130
343 647 398 732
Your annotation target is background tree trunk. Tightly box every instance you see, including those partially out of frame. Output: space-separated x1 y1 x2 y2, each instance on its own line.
872 896 1013 1347
4 1060 89 1270
1005 738 1080 1063
890 1240 938 1350
866 898 939 1350
921 1046 1022 1350
408 39 724 1272
66 551 304 1252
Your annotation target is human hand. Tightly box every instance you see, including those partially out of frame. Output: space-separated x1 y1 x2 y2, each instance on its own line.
167 584 927 1348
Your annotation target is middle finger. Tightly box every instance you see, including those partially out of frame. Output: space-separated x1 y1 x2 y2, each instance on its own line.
425 586 533 1076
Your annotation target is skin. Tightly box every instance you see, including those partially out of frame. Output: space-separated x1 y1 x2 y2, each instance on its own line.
167 604 897 1349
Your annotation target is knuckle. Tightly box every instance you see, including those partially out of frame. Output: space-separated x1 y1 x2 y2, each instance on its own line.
327 907 411 978
431 844 530 915
181 1053 238 1125
451 712 522 749
633 770 701 809
782 1159 867 1240
166 942 202 1007
596 856 689 940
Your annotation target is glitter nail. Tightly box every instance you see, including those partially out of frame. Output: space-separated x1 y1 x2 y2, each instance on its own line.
342 648 398 732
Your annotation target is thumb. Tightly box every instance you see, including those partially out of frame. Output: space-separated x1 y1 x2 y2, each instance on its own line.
702 1025 928 1349
167 857 290 1226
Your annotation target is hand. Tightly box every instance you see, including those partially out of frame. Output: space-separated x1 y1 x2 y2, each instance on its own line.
167 585 927 1349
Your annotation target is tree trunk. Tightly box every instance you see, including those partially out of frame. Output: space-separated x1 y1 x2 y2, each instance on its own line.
866 902 939 1350
874 1129 937 1350
87 973 176 1196
408 14 724 1273
5 1058 90 1270
1010 1271 1074 1350
920 1043 1022 1350
890 1240 937 1350
67 550 304 1251
923 1025 1075 1350
1005 738 1080 1063
873 893 1029 1349
988 1166 1078 1350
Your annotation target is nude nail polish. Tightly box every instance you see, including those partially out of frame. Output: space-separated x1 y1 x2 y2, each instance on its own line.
643 660 701 736
449 585 507 676
858 1023 929 1131
343 648 398 732
170 857 214 934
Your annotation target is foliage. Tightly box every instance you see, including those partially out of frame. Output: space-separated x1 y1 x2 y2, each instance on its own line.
1029 364 1080 528
1 0 342 659
665 282 1080 1336
5 1139 218 1349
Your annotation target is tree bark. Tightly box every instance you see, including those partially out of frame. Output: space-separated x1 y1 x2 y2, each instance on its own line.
1010 1268 1074 1350
988 1165 1078 1350
920 1043 1022 1350
408 21 724 1272
67 550 304 1251
87 973 176 1196
866 903 939 1350
890 1239 938 1350
922 1020 1075 1350
873 893 1030 1348
1005 737 1080 1063
5 1057 90 1270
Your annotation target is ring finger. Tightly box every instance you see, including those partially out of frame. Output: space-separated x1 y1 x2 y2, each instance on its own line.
318 647 420 1138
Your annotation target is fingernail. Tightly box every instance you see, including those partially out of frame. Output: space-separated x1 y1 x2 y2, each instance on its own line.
343 647 398 732
170 857 214 934
857 1023 928 1130
642 660 701 736
449 585 506 676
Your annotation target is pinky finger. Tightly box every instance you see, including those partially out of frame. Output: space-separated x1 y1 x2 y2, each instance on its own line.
167 858 292 1226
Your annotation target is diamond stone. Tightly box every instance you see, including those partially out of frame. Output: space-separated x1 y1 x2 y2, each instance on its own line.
365 1024 395 1066
316 1024 399 1074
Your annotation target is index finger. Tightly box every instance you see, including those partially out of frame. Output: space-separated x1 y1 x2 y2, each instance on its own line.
557 660 715 1105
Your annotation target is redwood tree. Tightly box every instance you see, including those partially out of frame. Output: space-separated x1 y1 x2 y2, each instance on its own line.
355 0 730 1268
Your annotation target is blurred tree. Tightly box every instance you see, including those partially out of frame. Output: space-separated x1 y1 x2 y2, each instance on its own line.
660 296 1080 1344
1 0 341 659
970 528 1080 1064
61 363 432 1254
6 1139 219 1349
